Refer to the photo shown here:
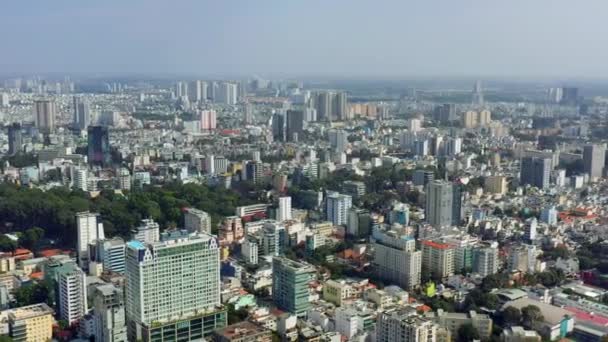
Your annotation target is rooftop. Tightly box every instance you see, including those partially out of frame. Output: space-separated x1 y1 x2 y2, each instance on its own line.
8 303 54 320
214 321 269 339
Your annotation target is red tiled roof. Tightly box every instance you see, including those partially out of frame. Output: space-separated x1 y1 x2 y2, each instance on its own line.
422 240 451 250
564 306 608 326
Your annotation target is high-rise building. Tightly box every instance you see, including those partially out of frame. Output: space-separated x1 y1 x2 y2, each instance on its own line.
472 80 484 106
560 87 579 105
333 92 348 120
433 103 457 123
132 219 160 244
286 109 304 142
413 169 434 187
88 126 111 167
34 99 56 134
184 208 212 234
73 96 91 130
472 244 499 277
125 232 225 341
408 118 422 132
540 206 558 225
188 80 202 102
520 157 551 189
452 183 463 226
583 144 606 179
244 102 253 124
272 112 285 142
93 284 127 342
72 166 88 192
272 257 315 318
524 218 538 242
347 208 372 238
57 262 88 324
200 110 217 130
445 137 462 156
421 240 455 280
242 235 259 265
93 237 126 274
326 192 353 226
377 309 438 342
277 196 292 222
478 110 491 126
7 123 22 155
484 175 507 195
372 230 421 290
425 180 453 228
76 212 105 269
217 82 238 105
245 161 263 184
0 93 9 107
328 129 348 152
462 110 478 128
316 92 332 121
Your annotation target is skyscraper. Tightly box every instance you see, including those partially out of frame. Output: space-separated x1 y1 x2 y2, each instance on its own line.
583 144 606 179
316 92 332 121
452 183 463 226
272 112 286 142
520 157 551 189
76 212 105 269
217 82 238 105
7 123 22 155
462 110 478 128
560 87 579 105
277 196 292 222
472 80 484 106
286 109 304 142
272 257 315 318
73 96 91 130
326 192 353 226
425 180 453 228
34 99 56 134
200 110 217 131
88 126 111 167
332 92 348 120
244 102 253 124
125 232 225 341
188 80 202 102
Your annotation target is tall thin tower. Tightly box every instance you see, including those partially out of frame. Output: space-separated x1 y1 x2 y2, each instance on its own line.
472 80 484 106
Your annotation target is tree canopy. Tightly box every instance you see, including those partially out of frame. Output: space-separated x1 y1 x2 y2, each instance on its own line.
0 182 253 248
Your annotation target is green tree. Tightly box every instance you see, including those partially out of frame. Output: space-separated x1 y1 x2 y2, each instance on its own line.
521 305 544 329
13 281 52 307
457 323 480 342
0 235 17 253
502 306 522 326
19 227 45 250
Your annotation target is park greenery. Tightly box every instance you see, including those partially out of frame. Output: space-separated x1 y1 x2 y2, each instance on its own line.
0 182 254 249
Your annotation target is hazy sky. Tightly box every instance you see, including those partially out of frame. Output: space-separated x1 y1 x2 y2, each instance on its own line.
2 0 607 78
